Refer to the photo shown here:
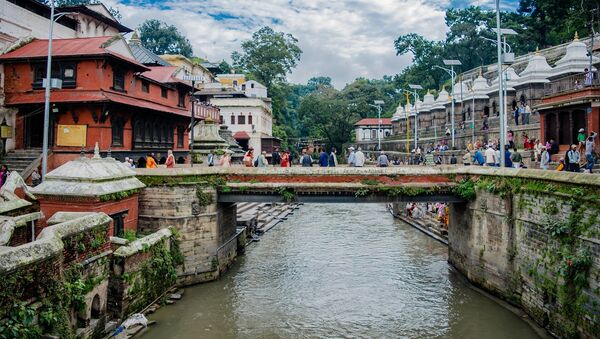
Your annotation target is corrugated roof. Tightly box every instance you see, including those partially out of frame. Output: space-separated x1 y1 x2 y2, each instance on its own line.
129 43 171 66
141 66 180 83
354 118 392 126
0 37 148 70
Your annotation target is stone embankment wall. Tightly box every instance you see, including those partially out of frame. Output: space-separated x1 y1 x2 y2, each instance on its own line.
137 181 238 285
449 172 600 338
109 228 179 319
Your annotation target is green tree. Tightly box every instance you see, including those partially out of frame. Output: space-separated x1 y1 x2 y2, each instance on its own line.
218 60 232 74
298 87 359 152
231 26 302 88
138 19 193 57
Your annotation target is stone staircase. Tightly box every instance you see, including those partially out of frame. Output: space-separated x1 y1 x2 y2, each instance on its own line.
2 148 42 176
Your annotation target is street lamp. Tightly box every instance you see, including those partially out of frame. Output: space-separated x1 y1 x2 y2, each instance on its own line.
41 1 77 179
371 100 385 150
408 84 422 150
434 59 462 148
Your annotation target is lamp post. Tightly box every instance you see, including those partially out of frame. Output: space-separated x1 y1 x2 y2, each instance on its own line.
182 75 204 167
369 100 384 151
470 78 476 145
434 60 461 148
408 84 422 150
41 2 75 179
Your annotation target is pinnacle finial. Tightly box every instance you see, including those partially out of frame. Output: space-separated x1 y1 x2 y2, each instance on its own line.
479 68 483 76
93 142 100 159
130 31 141 45
574 31 579 41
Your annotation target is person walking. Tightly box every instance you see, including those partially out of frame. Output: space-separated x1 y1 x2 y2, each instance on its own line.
507 130 514 149
567 144 580 172
280 150 290 167
504 145 513 168
347 147 356 167
207 150 215 167
319 148 328 167
513 103 520 126
146 153 157 168
585 132 597 173
256 151 268 167
328 148 338 167
540 147 550 170
165 150 175 168
271 147 281 166
354 148 366 167
300 150 312 167
450 154 457 165
377 151 389 167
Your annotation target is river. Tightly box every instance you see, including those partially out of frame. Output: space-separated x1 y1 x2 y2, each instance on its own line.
140 203 539 339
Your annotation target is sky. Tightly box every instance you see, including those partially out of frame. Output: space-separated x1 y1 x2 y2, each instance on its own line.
106 0 520 88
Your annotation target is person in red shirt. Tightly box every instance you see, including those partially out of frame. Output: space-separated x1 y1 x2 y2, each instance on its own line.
280 150 290 167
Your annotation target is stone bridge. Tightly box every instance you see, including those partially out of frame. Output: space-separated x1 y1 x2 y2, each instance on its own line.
134 166 600 338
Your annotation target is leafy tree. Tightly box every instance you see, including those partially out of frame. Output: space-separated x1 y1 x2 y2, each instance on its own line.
218 60 232 74
138 19 193 57
231 26 302 88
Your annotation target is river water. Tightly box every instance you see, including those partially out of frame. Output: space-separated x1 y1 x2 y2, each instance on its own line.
141 203 539 339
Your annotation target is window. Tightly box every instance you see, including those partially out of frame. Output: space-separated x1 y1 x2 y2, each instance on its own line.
110 211 127 237
161 87 168 98
219 115 224 124
177 126 185 148
251 83 255 88
248 115 253 125
142 80 149 93
238 115 245 124
233 80 238 86
113 67 125 91
32 62 77 89
230 115 235 125
178 90 186 107
111 117 124 146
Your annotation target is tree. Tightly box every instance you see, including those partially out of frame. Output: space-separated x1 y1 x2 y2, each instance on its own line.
298 87 359 152
231 26 302 88
218 60 232 74
138 19 193 57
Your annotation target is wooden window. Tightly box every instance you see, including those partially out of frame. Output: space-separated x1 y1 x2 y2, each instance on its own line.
142 80 149 93
238 115 245 124
111 117 124 146
219 115 224 124
177 126 185 148
113 67 125 91
230 115 235 125
161 87 168 98
32 62 77 89
178 90 186 107
248 115 253 125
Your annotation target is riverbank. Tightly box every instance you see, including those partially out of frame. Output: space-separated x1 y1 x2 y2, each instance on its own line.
387 203 448 244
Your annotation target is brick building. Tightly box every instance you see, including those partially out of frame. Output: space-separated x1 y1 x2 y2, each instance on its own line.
0 35 206 169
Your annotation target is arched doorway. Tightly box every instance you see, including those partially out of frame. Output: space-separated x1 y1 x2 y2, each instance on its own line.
91 294 101 319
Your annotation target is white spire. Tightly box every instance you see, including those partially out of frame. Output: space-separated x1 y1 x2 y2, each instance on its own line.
552 33 599 77
517 52 553 85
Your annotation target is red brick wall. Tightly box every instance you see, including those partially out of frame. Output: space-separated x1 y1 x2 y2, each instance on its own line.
38 195 139 235
8 224 33 246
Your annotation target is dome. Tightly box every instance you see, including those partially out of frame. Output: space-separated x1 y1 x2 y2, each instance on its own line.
466 74 490 100
452 80 470 102
435 88 450 105
517 50 552 85
420 91 435 112
488 67 520 93
552 33 599 77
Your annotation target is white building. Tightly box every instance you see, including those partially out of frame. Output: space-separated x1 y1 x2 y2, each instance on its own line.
0 0 129 153
354 118 392 142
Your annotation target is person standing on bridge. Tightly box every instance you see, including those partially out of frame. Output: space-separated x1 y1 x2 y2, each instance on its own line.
484 145 496 167
540 147 550 170
146 153 157 169
347 147 356 166
300 149 312 167
462 149 471 166
271 147 281 166
280 150 290 167
165 150 175 168
256 151 268 167
319 148 329 167
377 151 389 167
354 148 365 167
328 148 338 167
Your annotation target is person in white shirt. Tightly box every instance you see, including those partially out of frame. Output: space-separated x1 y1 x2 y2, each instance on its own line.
484 146 496 166
354 148 366 167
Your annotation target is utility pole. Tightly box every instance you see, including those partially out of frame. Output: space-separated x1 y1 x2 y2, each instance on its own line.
495 0 506 167
183 75 204 167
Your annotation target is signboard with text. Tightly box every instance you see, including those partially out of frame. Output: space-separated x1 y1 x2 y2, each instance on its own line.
56 124 87 147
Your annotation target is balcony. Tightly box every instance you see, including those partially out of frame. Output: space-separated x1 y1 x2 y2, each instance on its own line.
544 72 600 97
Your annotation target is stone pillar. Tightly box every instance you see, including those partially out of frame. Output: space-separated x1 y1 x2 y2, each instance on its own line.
137 184 239 286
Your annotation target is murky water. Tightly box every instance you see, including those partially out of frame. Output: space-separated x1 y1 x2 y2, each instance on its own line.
140 203 539 339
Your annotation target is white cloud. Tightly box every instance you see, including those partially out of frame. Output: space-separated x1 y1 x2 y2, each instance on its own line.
107 0 450 88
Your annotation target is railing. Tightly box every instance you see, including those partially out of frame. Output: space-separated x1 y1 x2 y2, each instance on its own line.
544 72 600 97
